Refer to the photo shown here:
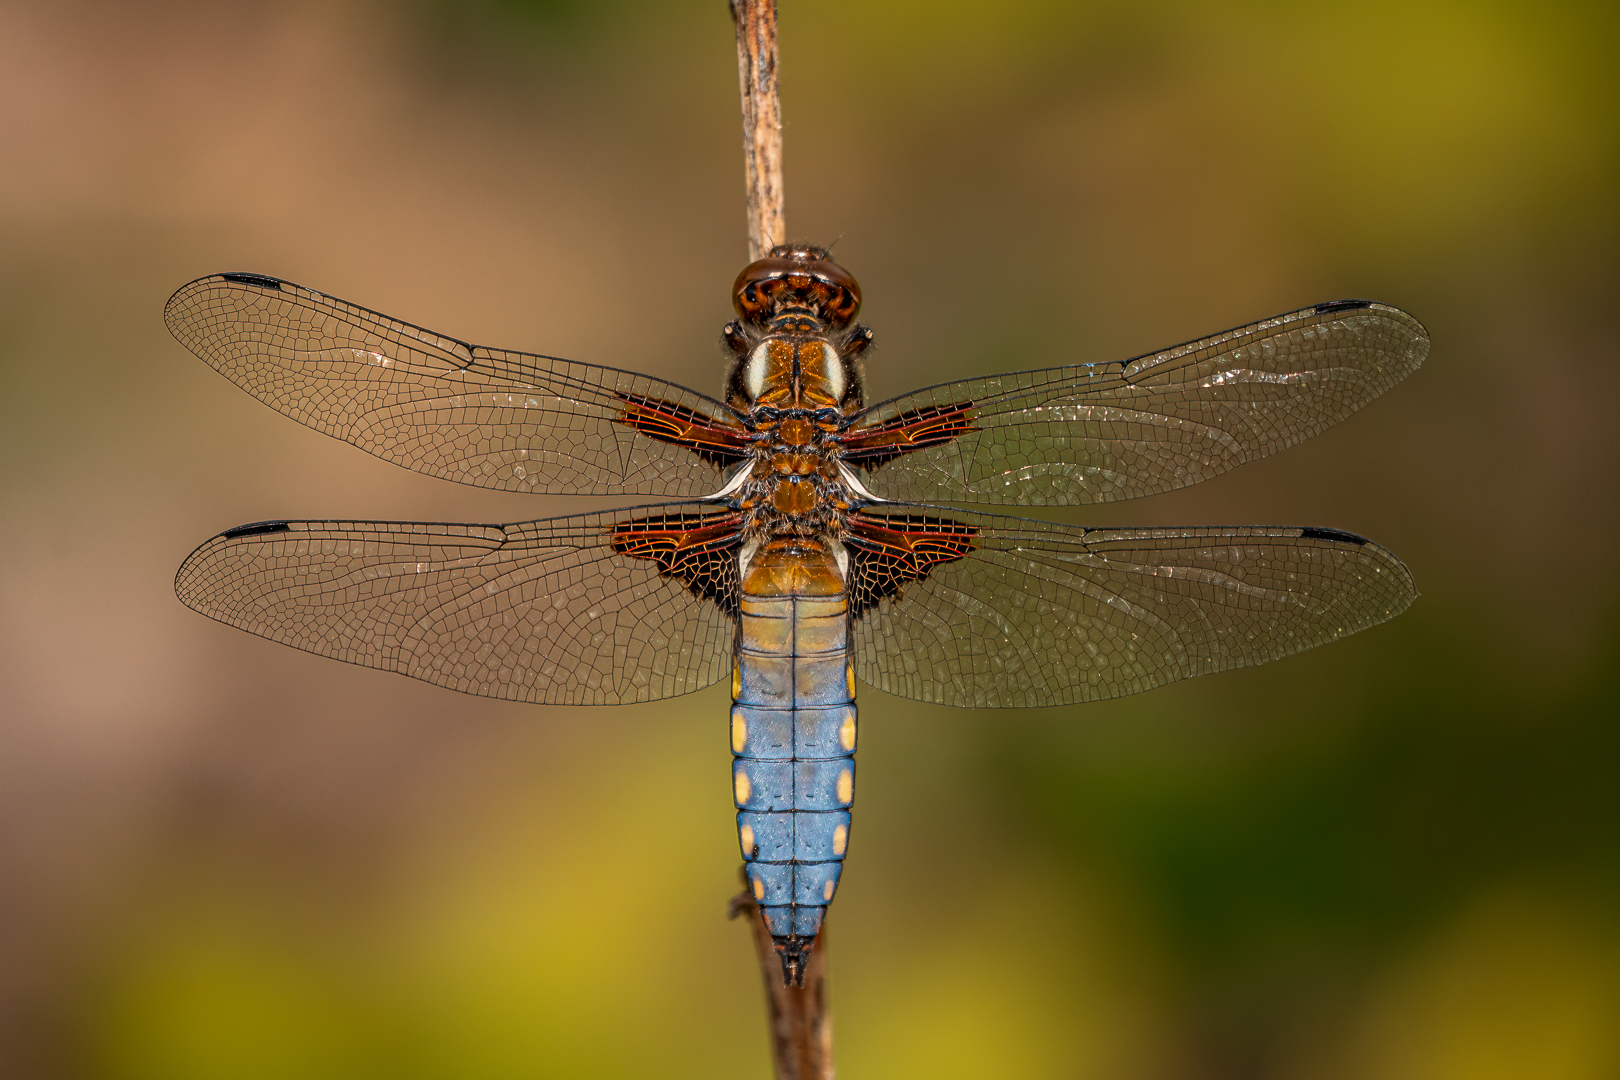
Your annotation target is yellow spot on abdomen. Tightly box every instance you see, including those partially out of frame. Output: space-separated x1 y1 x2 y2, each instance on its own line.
839 713 856 751
732 666 741 699
836 768 853 804
739 823 755 856
845 662 855 699
752 875 765 901
731 712 748 753
832 824 848 856
734 769 752 805
823 878 836 901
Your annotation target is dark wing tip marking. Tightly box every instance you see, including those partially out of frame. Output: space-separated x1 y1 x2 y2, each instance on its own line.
221 521 292 539
1313 299 1374 314
1299 526 1368 546
218 272 285 290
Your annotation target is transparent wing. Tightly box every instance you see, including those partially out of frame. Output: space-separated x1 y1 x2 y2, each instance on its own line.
848 506 1416 708
174 504 742 705
847 301 1427 505
165 273 750 497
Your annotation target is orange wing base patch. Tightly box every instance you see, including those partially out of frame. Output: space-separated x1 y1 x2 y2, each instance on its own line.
843 511 977 617
615 393 753 466
610 511 745 615
840 403 976 469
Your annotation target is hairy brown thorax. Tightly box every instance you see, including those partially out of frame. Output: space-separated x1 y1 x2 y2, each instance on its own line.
722 246 875 539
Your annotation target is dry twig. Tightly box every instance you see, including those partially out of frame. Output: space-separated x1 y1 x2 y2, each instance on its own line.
732 0 786 260
729 5 834 1074
730 884 835 1080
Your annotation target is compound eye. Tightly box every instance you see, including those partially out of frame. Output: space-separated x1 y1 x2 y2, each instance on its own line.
732 253 863 324
734 258 792 320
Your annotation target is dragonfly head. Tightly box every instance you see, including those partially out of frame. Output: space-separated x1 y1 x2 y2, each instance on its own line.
733 245 862 331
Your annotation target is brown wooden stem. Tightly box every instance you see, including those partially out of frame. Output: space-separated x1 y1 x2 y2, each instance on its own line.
731 0 786 261
729 3 828 1073
730 880 834 1079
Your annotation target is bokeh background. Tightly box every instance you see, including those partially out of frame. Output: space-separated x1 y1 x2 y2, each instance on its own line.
1 0 1616 1076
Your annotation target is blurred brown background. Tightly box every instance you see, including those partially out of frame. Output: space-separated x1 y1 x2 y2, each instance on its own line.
1 0 1616 1077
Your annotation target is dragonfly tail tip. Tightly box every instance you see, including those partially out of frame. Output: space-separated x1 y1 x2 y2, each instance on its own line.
772 936 813 987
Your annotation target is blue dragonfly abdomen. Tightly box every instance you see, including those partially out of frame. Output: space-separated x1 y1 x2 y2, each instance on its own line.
732 536 857 981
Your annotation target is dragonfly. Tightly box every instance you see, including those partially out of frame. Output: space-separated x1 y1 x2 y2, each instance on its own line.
167 247 1426 984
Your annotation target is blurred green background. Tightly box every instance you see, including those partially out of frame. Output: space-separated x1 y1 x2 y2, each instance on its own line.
0 0 1615 1076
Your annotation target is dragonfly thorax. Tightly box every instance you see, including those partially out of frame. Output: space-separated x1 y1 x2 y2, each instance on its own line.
733 403 857 528
736 339 847 409
729 333 864 528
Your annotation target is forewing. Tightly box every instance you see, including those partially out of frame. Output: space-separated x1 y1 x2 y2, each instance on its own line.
174 504 742 705
165 273 750 497
848 506 1416 707
848 301 1427 505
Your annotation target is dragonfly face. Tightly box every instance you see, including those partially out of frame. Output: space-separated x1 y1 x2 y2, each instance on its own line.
167 251 1427 984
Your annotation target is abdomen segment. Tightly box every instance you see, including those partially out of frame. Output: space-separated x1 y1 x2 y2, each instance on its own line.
731 540 856 981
